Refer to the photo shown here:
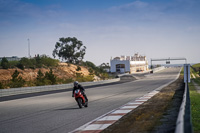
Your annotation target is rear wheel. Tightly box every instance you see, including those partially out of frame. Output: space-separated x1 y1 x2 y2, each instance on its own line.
77 98 82 108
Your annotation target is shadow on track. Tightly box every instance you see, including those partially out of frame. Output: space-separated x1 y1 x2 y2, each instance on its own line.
56 107 81 111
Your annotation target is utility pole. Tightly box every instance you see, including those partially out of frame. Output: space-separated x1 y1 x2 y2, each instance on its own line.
28 38 30 58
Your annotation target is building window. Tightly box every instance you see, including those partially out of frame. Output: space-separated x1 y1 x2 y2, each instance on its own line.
116 64 125 73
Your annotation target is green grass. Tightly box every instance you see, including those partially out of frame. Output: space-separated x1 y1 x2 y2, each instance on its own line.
180 67 184 76
191 67 198 79
192 63 200 68
189 82 200 132
189 63 200 132
192 63 200 77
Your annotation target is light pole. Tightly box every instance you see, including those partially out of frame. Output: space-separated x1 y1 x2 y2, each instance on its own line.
28 38 30 58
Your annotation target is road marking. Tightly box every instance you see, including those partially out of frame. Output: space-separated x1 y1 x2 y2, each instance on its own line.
98 116 122 121
82 124 111 130
135 99 148 102
111 110 132 114
126 102 143 105
121 106 138 109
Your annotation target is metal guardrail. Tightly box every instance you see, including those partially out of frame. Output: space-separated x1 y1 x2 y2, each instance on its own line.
175 82 193 133
0 78 120 97
152 66 165 73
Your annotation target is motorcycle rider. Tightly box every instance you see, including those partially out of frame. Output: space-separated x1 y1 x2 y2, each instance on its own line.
72 81 88 102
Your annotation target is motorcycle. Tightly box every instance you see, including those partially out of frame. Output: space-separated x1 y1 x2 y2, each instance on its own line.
74 89 88 108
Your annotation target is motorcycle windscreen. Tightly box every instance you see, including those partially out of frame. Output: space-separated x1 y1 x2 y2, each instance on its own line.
75 89 80 94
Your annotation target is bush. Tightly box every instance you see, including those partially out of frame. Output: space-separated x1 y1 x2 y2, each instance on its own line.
88 68 94 75
57 78 73 84
19 57 34 69
100 73 109 80
35 69 45 86
82 61 109 80
17 63 24 70
83 61 96 70
76 75 94 82
35 69 57 86
40 55 59 67
76 66 81 71
0 82 3 89
199 70 200 76
9 61 19 68
10 55 59 69
9 70 25 88
44 69 57 85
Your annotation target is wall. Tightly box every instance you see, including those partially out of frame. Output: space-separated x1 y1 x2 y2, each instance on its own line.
0 78 120 97
110 60 130 73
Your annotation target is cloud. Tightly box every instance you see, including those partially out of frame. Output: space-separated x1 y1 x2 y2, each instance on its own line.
0 0 200 64
187 26 200 32
0 0 66 24
109 1 148 12
0 0 37 16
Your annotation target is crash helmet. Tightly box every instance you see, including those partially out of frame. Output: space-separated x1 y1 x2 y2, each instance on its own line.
74 81 79 86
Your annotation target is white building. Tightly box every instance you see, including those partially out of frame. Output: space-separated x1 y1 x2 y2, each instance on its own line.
0 56 21 62
110 53 148 73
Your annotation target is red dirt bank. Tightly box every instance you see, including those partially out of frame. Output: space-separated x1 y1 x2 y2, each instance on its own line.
0 63 90 82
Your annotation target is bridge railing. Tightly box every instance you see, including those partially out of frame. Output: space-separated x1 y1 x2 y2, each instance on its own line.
0 78 120 97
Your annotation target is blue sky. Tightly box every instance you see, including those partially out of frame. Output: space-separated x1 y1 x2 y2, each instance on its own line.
0 0 200 65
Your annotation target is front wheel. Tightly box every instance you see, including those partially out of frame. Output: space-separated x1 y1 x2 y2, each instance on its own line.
85 103 88 108
84 102 88 107
77 98 82 108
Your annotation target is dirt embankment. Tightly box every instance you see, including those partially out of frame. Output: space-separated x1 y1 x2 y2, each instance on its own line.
0 63 91 82
102 75 184 133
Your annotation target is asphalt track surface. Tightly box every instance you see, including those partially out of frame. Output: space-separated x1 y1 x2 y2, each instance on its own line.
0 68 181 133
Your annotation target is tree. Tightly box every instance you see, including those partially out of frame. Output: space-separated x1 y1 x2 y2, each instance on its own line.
17 63 24 70
83 61 96 70
100 63 110 69
1 57 9 69
35 69 45 86
19 57 34 69
53 37 86 64
37 69 44 81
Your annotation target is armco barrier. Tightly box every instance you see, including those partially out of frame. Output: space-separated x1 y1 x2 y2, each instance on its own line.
175 82 193 133
0 78 120 97
152 66 165 73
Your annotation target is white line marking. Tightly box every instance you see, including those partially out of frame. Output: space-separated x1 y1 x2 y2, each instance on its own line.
112 110 132 114
98 116 122 121
127 102 143 105
135 99 148 102
82 124 111 130
121 106 138 109
140 96 150 98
